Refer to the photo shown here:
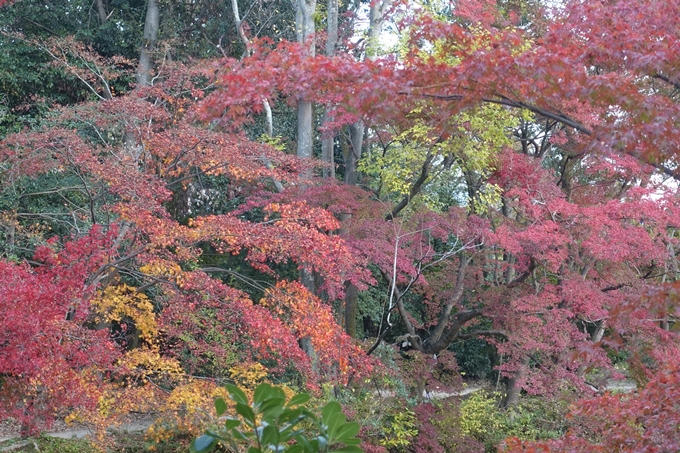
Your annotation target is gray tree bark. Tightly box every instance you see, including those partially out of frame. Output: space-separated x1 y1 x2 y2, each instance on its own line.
136 0 160 87
504 356 530 409
294 0 316 162
95 0 108 23
321 0 338 178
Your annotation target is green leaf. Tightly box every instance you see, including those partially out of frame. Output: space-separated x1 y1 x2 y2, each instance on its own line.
287 393 311 407
224 417 241 429
316 435 328 450
261 424 280 446
259 397 286 419
254 383 275 405
248 446 263 453
294 434 314 453
226 384 250 405
321 401 342 424
231 429 250 441
215 397 227 416
235 402 257 424
279 408 304 424
190 434 216 453
326 412 347 438
333 422 360 442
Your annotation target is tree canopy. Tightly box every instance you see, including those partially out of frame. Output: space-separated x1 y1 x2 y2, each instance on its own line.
1 0 680 451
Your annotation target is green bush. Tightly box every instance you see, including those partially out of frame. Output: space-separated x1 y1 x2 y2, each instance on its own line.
191 383 363 453
459 391 503 443
450 339 495 380
500 396 570 442
379 408 418 452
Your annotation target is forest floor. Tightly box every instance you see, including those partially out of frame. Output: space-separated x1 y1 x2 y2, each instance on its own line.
0 416 154 446
0 379 636 447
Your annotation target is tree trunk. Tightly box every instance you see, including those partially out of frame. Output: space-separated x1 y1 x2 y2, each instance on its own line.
503 356 530 409
341 0 390 182
295 0 316 162
136 0 160 87
344 122 364 185
344 281 358 338
299 268 319 371
321 109 336 178
320 0 338 178
95 0 107 23
297 101 314 161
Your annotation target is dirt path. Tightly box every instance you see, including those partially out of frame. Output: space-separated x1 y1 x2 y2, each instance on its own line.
0 420 153 446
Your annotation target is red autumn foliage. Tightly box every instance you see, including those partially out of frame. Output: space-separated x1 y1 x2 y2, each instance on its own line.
0 228 121 434
2 0 680 449
193 0 680 448
0 66 374 433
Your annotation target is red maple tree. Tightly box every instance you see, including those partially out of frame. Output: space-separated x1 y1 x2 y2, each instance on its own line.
194 0 680 414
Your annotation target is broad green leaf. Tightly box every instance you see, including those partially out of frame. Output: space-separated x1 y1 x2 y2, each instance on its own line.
316 435 328 450
215 397 227 416
235 402 256 424
224 417 241 429
231 429 250 441
294 433 314 453
226 384 249 405
261 424 280 446
254 383 275 405
321 401 342 424
287 393 311 407
190 434 216 453
329 446 363 453
339 438 361 446
259 397 286 420
308 439 320 452
286 445 305 453
326 412 347 438
333 422 360 442
279 408 304 424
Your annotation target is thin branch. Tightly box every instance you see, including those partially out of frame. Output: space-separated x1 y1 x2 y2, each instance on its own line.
386 152 434 220
653 73 680 91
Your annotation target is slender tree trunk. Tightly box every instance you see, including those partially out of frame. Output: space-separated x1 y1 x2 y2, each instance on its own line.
344 123 364 185
344 280 358 338
297 102 314 161
294 0 320 362
95 0 108 23
321 109 336 178
230 0 282 192
136 0 160 87
321 0 338 178
295 0 316 162
503 356 529 409
341 0 390 182
295 0 318 345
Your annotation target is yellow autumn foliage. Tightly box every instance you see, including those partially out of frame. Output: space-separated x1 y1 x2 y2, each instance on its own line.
90 284 158 343
140 260 186 287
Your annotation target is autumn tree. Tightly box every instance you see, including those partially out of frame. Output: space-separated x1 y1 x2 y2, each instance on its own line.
196 0 680 403
0 63 374 436
4 0 680 449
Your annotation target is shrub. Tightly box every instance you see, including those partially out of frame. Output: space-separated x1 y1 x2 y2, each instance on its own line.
191 383 363 453
412 400 484 453
459 391 503 442
379 408 418 452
